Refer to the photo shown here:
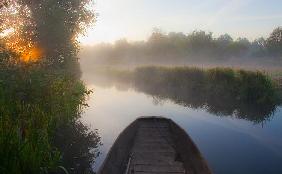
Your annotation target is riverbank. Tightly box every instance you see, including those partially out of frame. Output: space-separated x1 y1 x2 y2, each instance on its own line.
0 64 101 173
83 66 281 123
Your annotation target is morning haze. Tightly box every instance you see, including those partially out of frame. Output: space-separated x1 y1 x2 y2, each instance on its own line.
80 0 282 44
77 3 282 172
1 0 282 174
80 0 282 71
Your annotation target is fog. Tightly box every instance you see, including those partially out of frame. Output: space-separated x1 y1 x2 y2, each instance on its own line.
80 28 282 75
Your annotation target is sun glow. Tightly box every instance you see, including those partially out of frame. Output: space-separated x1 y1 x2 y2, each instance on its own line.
0 3 43 63
4 36 43 62
20 46 43 62
1 24 43 62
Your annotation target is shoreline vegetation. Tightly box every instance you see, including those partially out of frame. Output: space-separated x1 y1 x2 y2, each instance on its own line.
85 66 282 123
0 1 100 173
0 62 101 174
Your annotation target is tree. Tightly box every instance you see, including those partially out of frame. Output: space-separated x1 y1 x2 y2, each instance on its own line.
186 30 214 56
148 28 167 44
217 34 233 46
187 30 213 46
0 0 36 62
23 0 95 70
266 27 282 56
237 37 251 46
227 38 250 57
251 37 267 56
168 32 187 49
215 34 234 58
0 0 96 74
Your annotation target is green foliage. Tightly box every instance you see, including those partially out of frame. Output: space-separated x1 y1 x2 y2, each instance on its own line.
0 64 99 174
0 0 98 173
237 71 280 119
267 27 282 56
0 104 61 174
1 0 95 77
0 42 19 65
21 0 95 64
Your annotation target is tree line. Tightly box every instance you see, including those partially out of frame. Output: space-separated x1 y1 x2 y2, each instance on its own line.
81 27 282 66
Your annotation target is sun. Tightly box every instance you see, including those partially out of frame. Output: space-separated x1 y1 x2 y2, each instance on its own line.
20 46 43 62
3 33 44 63
0 3 43 63
6 41 43 63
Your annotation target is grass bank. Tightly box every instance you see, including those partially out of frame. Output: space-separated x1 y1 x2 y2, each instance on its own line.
0 64 100 173
90 66 281 123
134 66 279 105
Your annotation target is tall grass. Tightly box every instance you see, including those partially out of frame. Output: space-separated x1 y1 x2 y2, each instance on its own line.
0 64 97 173
134 67 279 121
134 66 279 105
90 66 280 123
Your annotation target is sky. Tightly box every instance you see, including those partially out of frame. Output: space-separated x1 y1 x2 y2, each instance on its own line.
80 0 282 45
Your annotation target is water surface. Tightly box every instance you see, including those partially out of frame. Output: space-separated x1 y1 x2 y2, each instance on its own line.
82 81 282 174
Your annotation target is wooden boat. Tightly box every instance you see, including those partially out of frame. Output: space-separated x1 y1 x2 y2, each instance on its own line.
98 116 212 174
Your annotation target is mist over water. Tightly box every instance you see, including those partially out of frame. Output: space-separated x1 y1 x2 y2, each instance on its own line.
78 27 282 174
79 63 282 173
2 0 282 173
80 29 282 71
81 78 282 174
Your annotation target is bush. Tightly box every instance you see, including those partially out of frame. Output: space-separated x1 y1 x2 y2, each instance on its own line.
0 65 95 173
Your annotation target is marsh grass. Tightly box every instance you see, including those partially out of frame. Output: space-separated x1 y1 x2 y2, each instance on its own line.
91 66 280 123
134 66 278 104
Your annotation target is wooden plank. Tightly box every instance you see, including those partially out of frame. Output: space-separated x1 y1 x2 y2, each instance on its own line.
136 132 172 137
132 159 183 165
132 164 185 173
138 127 170 130
132 146 174 153
98 117 211 174
129 120 185 174
133 143 172 148
139 124 169 128
134 172 185 174
132 151 176 158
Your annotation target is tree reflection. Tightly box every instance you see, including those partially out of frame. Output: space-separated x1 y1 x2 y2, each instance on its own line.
86 68 281 124
53 120 101 174
135 79 278 124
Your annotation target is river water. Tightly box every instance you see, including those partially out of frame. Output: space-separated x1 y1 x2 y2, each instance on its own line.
81 79 282 174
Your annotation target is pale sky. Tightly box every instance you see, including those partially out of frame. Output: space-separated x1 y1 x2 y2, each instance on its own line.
80 0 282 45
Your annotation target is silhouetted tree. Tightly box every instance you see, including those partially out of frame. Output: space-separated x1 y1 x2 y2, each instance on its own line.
215 34 233 57
187 30 214 54
267 27 282 56
81 27 282 66
250 37 267 56
217 34 233 46
1 0 96 76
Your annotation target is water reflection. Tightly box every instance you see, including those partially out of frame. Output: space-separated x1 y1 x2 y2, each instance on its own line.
53 120 101 174
135 82 278 124
81 85 282 174
83 73 280 124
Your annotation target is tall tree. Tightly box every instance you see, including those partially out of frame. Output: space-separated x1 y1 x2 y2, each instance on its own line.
0 0 96 75
267 27 282 56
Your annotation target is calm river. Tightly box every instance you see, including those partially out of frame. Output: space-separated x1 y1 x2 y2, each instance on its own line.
81 76 282 174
